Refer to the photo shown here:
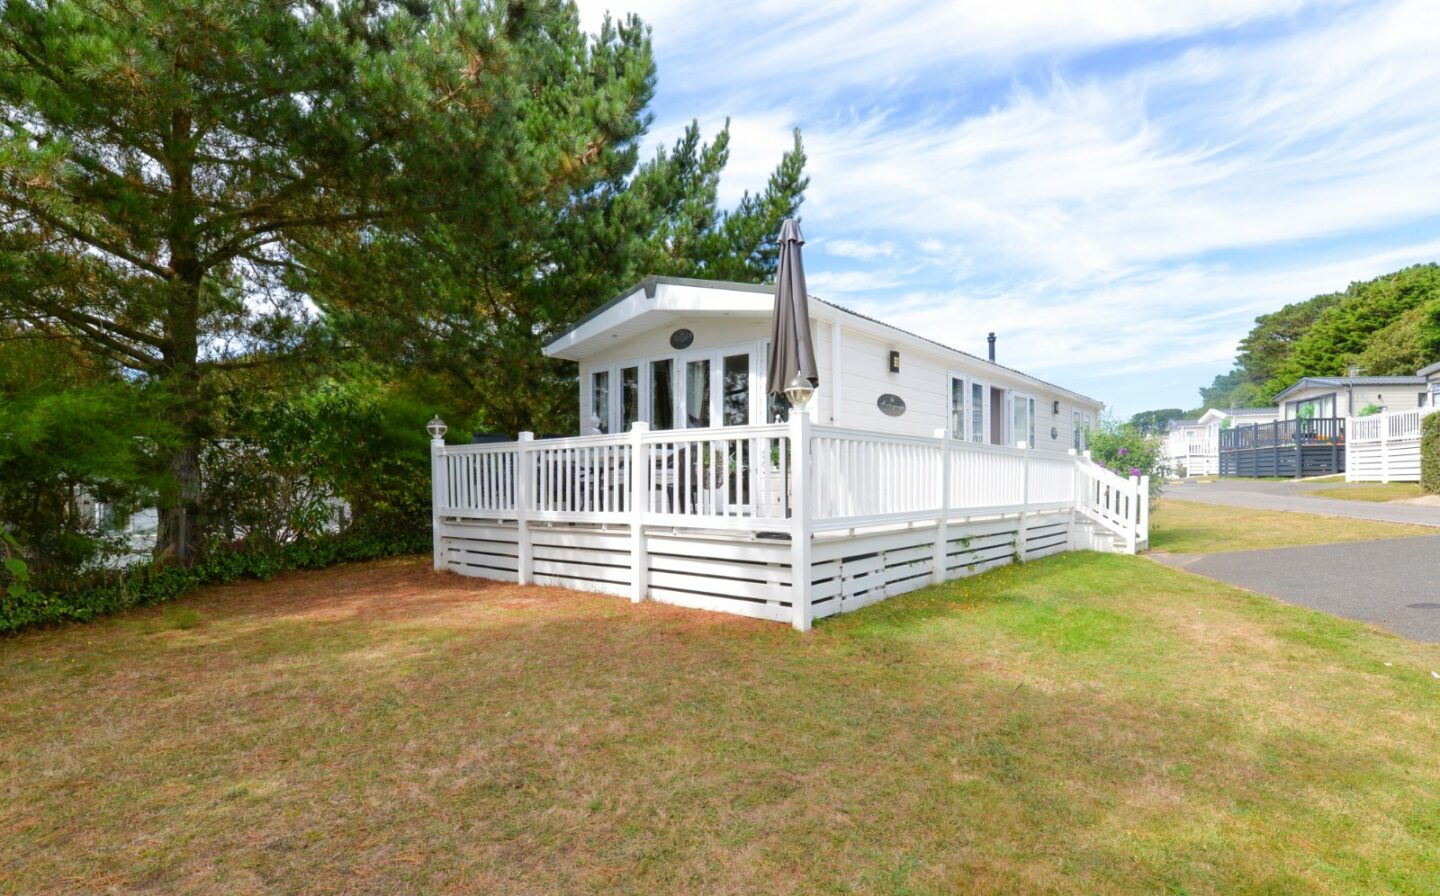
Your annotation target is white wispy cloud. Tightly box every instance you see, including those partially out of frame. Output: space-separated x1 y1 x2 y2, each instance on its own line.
576 0 1440 413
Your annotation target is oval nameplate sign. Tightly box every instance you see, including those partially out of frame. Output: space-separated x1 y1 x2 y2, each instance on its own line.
669 328 694 349
877 394 906 417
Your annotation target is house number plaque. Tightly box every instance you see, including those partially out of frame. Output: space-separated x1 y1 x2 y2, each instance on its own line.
669 328 694 349
876 394 907 417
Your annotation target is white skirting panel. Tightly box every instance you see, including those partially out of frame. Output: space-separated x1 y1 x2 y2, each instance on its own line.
1347 440 1421 482
440 521 520 582
809 511 1072 620
439 512 1073 626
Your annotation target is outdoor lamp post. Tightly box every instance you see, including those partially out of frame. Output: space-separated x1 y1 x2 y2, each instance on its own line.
784 373 815 411
427 415 448 441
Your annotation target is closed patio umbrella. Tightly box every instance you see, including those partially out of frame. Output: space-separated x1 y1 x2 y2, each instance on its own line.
767 219 820 406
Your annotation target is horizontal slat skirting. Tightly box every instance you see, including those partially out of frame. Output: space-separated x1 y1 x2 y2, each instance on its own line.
647 587 792 623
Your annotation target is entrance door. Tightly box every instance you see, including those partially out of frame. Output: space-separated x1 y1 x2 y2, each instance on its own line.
989 387 1006 445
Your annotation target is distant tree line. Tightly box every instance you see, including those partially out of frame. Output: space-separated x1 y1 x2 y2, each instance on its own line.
1130 263 1440 425
0 0 807 598
1198 263 1440 409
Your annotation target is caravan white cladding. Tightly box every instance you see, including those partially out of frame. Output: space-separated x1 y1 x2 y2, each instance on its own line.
432 421 1148 630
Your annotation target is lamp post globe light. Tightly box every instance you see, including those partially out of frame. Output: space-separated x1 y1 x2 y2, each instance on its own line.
427 416 448 440
784 373 815 411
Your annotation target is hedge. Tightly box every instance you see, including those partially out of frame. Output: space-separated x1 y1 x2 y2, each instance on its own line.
1423 412 1440 495
1 527 428 636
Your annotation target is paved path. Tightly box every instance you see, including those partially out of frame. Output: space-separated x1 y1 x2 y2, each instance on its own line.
1166 479 1440 527
1154 536 1440 642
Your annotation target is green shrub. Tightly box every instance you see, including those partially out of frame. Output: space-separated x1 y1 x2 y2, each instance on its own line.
0 527 428 636
1357 403 1382 417
1422 413 1440 495
1085 419 1168 497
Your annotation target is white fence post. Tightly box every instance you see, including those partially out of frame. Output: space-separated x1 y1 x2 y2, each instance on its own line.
1017 443 1030 561
1126 475 1141 554
516 432 534 585
628 422 649 604
1345 415 1357 482
933 428 951 584
790 408 813 632
1137 475 1150 547
431 436 446 571
1380 412 1392 483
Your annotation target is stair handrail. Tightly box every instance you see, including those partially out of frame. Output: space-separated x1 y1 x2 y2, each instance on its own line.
1073 453 1147 553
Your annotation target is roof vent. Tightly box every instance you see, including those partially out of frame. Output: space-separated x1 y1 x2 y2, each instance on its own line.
1347 364 1362 377
987 332 996 362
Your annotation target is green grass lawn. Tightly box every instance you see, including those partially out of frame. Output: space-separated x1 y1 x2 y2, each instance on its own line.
4 555 1440 894
1149 499 1435 554
1303 482 1429 503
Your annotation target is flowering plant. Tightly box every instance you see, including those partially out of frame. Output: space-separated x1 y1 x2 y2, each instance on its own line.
1082 416 1168 498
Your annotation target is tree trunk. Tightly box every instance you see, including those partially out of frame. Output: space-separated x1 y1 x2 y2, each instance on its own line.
156 439 201 565
155 104 205 566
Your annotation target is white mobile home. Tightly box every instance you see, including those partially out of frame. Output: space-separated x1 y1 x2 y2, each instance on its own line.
552 277 1102 452
429 277 1145 631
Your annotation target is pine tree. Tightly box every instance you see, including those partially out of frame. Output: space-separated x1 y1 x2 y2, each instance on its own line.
0 0 660 562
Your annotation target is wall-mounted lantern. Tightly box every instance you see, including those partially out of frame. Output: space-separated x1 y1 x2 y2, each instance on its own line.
888 350 900 374
1053 400 1061 415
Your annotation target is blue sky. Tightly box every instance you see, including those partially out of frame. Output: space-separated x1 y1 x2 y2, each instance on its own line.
575 0 1440 417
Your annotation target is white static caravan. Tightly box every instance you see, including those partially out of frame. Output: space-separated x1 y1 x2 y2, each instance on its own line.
551 277 1104 453
430 277 1143 631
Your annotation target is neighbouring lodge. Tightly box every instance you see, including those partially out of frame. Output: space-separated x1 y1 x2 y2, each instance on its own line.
429 276 1146 630
1170 364 1440 482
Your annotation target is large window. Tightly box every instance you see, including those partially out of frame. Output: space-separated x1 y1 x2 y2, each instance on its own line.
949 375 989 442
1287 393 1335 421
722 353 750 426
620 366 640 431
685 358 712 428
949 376 966 437
1072 410 1092 451
1012 394 1036 448
593 343 757 434
589 370 610 434
650 359 674 430
970 382 986 442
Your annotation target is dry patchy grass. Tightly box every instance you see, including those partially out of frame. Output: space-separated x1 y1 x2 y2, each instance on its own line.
1302 482 1428 503
1148 499 1434 554
4 554 1440 894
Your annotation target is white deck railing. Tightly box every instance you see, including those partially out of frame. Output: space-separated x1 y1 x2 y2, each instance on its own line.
435 418 1147 540
1346 406 1437 483
431 416 1149 627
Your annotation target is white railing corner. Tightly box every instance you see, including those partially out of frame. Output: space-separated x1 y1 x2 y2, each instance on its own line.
516 432 534 584
1018 447 1031 561
1137 475 1150 547
628 422 649 603
431 434 446 571
934 427 951 584
790 408 813 632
